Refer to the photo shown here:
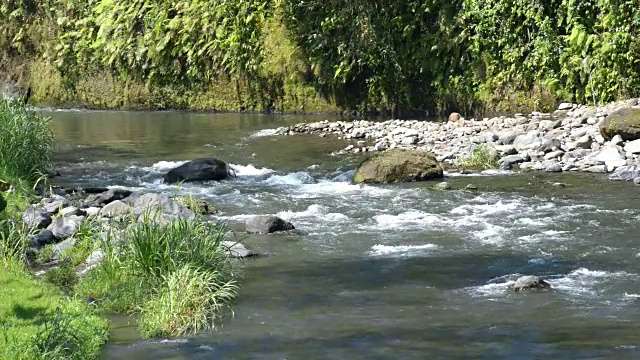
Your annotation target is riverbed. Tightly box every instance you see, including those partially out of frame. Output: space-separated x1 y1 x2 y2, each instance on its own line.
48 110 640 359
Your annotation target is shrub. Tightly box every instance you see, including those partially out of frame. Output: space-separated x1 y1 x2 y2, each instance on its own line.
139 265 238 337
0 98 53 183
457 144 500 170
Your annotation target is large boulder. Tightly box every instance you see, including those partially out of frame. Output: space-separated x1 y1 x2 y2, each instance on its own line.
22 208 52 229
164 157 232 184
509 276 551 292
353 149 443 184
47 215 85 240
600 108 640 141
245 215 295 234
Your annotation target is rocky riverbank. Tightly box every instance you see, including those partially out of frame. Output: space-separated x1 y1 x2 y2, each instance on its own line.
276 98 640 183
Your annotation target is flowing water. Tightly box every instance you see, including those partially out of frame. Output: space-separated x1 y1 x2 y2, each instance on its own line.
48 110 640 359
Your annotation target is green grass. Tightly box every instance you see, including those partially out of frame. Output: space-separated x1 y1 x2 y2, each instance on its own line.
456 144 500 170
75 215 240 337
0 260 109 360
0 98 54 183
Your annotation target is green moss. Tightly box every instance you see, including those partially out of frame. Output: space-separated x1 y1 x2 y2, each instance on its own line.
600 109 640 141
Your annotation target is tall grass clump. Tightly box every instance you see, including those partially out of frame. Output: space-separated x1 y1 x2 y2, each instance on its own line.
76 214 239 337
457 144 500 170
0 98 53 183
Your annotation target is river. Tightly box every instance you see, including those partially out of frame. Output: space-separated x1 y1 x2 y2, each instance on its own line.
47 110 640 359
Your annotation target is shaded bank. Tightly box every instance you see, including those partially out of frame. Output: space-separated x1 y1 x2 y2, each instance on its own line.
2 1 640 115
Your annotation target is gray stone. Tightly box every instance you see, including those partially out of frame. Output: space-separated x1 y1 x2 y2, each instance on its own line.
22 208 52 229
497 131 519 145
47 215 85 240
84 189 132 207
624 139 640 154
543 161 563 173
85 249 104 267
611 134 624 146
574 135 593 149
634 177 640 185
544 150 564 160
499 154 529 169
53 237 77 257
222 241 254 258
609 166 640 181
509 276 551 292
60 206 85 217
132 193 195 219
100 200 132 218
595 145 626 171
433 182 453 190
558 103 574 111
84 207 101 217
44 198 70 215
583 165 608 173
513 131 540 151
246 215 295 234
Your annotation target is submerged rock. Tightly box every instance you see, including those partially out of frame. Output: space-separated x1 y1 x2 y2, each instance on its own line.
222 241 254 258
353 149 443 184
509 276 551 292
434 182 453 190
246 215 295 234
164 157 233 184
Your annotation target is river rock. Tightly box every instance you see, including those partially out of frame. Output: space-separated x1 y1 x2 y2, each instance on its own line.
132 193 195 219
449 112 461 122
44 196 70 214
47 215 85 240
83 189 132 207
85 249 104 267
29 230 57 249
624 139 640 155
558 103 574 111
222 241 253 258
499 154 529 170
60 206 85 217
84 207 101 217
433 182 452 190
609 166 640 181
177 197 218 215
53 237 77 257
353 149 443 184
245 215 295 234
22 208 52 229
509 276 551 292
595 145 626 171
600 108 640 141
100 200 132 218
163 157 232 184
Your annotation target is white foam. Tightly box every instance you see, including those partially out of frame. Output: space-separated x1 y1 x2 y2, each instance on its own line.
277 204 349 222
372 211 444 229
547 268 636 296
450 200 521 216
150 160 188 172
263 171 316 185
369 244 438 256
251 128 279 137
230 164 275 177
624 293 640 298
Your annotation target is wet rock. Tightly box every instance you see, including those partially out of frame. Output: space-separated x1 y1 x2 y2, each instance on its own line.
222 241 254 258
177 197 218 215
22 208 52 229
245 215 295 234
634 177 640 185
163 157 232 184
353 149 443 184
47 215 85 240
465 184 478 190
433 182 453 190
29 230 57 249
509 276 551 292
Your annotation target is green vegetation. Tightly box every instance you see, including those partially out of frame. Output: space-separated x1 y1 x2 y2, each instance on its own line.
456 144 500 170
75 215 239 337
2 1 640 114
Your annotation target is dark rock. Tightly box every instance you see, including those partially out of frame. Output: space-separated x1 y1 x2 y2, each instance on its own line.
47 215 84 240
0 193 6 213
29 230 57 249
83 187 110 194
353 149 444 184
84 189 132 207
600 108 640 141
163 157 232 184
22 208 52 229
509 276 551 292
246 215 295 234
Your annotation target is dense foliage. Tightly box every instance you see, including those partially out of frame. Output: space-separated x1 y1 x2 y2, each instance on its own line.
2 0 640 114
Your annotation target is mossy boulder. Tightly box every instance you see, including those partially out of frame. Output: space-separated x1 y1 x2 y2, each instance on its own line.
600 108 640 141
353 149 444 184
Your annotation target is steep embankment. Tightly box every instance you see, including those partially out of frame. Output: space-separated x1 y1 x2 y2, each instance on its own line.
2 1 640 114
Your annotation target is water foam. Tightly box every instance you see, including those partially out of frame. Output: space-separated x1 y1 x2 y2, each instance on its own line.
230 164 275 177
277 204 349 223
250 128 280 137
369 243 438 256
150 160 188 172
372 211 444 229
